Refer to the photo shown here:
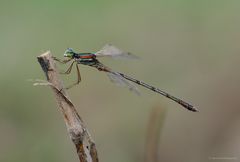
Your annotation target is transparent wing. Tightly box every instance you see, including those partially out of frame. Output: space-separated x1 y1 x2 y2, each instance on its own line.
107 71 141 95
95 44 139 59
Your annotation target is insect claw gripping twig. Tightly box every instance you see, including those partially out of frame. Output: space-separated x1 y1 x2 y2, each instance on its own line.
52 56 72 64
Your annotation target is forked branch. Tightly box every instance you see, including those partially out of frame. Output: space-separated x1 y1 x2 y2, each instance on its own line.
37 51 98 162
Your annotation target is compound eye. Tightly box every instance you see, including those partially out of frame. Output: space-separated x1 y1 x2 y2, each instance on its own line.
67 48 73 52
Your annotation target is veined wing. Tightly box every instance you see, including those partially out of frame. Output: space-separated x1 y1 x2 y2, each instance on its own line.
107 71 140 95
95 44 139 59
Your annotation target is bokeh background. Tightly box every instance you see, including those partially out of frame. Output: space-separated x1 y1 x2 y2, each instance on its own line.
1 1 240 162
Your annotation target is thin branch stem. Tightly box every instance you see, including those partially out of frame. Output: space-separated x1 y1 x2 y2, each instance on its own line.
144 105 166 162
37 51 98 162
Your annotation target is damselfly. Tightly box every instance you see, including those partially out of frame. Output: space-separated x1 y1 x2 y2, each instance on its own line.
53 44 197 112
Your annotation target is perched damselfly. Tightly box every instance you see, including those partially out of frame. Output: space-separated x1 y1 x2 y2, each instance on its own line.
53 44 197 112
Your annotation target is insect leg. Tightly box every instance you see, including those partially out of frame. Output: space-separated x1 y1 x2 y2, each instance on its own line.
60 61 75 74
66 64 81 89
53 56 72 64
76 63 81 83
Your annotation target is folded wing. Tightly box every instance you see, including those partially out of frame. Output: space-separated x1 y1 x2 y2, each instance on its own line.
95 44 139 59
107 71 140 95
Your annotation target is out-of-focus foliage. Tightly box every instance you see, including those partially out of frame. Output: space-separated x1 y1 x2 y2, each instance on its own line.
0 1 240 162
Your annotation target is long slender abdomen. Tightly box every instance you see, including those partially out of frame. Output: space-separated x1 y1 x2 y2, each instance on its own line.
117 72 198 112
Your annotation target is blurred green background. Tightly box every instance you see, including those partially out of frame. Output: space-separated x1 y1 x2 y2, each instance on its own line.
1 0 240 162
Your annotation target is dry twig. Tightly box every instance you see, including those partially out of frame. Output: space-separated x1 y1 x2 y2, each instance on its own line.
37 51 98 162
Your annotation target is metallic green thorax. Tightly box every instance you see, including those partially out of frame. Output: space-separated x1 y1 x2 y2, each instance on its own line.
64 48 98 66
